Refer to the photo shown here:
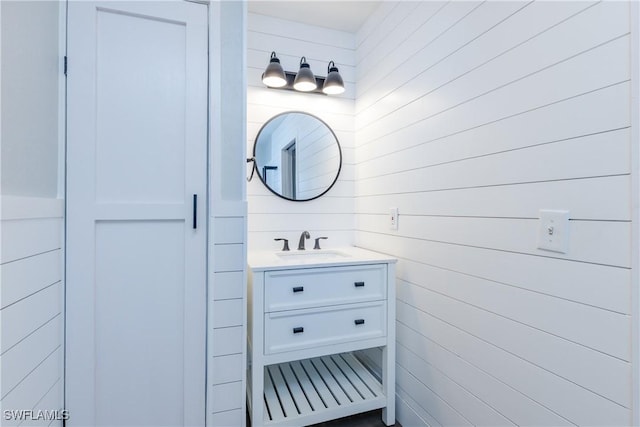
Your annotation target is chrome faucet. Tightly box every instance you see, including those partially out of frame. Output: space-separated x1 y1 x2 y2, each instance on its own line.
298 231 310 250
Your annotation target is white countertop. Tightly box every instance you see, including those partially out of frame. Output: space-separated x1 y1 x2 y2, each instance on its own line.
248 246 397 271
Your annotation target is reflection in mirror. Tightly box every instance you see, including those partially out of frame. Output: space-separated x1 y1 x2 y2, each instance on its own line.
253 112 341 201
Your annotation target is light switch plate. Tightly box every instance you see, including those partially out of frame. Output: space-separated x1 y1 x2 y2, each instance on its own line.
389 207 398 230
537 210 570 253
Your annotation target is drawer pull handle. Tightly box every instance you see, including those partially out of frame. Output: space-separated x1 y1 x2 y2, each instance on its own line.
293 327 304 334
293 286 304 293
354 319 365 326
354 281 365 287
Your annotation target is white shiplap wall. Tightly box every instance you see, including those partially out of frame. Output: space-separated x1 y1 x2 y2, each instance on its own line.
355 1 633 426
247 13 356 251
1 197 64 426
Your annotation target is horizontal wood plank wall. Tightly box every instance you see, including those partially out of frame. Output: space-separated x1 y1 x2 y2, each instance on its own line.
247 13 356 251
210 213 246 427
355 1 632 425
0 197 64 426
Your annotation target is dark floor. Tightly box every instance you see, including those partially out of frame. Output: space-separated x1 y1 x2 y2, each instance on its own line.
248 410 401 427
309 410 401 427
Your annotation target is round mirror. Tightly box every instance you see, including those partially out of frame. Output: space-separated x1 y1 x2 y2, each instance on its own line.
253 112 342 201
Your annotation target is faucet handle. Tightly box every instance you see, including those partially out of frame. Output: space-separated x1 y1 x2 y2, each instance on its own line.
313 237 328 250
274 238 290 251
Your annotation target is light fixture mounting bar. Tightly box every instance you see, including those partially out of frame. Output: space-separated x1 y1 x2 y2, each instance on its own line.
267 71 327 95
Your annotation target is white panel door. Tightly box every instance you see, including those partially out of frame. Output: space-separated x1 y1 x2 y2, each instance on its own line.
66 2 208 426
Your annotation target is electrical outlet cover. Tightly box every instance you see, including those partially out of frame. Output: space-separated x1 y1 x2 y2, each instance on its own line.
537 210 570 253
389 207 398 230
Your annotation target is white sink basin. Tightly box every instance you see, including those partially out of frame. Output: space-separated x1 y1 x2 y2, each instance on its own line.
275 249 351 262
249 246 396 271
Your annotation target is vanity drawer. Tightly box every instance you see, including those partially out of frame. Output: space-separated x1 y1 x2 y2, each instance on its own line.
264 264 386 312
264 301 386 355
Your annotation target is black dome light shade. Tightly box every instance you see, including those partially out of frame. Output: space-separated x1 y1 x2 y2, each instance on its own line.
262 51 287 88
322 61 344 95
293 57 317 92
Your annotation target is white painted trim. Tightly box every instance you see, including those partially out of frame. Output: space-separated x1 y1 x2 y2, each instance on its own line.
0 0 3 199
57 0 66 199
209 1 247 215
58 3 67 418
0 196 64 220
630 0 639 424
240 1 248 206
240 10 248 427
208 0 221 218
207 4 220 425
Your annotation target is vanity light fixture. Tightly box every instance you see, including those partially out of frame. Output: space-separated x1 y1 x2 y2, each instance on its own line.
293 57 317 92
261 52 345 96
261 51 287 88
322 61 345 95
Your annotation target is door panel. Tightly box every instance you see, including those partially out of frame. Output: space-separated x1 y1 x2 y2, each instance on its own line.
66 2 208 426
94 221 186 426
95 8 187 203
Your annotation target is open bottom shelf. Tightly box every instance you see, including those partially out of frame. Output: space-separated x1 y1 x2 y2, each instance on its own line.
261 352 386 426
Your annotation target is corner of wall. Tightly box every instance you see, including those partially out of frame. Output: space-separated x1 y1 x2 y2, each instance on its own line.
629 0 639 424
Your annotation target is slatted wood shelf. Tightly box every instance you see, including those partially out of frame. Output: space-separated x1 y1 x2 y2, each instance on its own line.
251 352 386 426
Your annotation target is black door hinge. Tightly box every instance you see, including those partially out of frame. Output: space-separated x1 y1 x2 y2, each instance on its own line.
64 56 68 75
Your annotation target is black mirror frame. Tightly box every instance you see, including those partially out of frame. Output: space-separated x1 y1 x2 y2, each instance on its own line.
252 111 342 202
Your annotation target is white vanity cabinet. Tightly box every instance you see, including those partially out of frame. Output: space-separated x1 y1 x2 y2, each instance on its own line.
247 248 396 427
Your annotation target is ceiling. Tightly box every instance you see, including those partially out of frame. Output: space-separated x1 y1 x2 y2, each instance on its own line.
247 1 382 33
